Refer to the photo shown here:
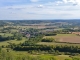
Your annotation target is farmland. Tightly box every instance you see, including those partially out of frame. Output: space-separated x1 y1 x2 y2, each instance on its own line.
43 34 80 43
0 20 80 60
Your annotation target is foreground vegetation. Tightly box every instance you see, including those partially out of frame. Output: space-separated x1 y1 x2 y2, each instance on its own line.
0 49 80 60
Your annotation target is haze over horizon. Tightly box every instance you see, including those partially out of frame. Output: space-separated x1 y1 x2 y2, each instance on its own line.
0 0 80 20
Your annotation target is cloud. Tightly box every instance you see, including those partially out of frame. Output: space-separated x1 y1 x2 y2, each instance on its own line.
56 1 63 5
30 0 39 2
0 0 80 19
36 5 44 8
63 0 80 5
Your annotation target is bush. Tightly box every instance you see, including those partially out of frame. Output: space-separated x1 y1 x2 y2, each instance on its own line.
41 38 55 42
45 33 57 36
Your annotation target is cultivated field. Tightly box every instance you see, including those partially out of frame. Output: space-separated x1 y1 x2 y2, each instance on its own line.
43 34 80 43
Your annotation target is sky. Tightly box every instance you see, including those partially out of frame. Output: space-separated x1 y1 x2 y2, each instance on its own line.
0 0 80 20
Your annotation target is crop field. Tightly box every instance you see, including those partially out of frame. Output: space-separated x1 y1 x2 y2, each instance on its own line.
43 34 80 43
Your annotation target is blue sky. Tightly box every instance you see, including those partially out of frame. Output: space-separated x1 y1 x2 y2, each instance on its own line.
0 0 80 20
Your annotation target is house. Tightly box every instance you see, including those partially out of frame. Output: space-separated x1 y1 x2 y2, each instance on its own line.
26 33 31 38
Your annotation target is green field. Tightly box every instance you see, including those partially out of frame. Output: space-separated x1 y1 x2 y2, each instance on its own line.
0 40 26 46
37 42 80 46
43 34 76 38
0 33 13 37
0 36 27 46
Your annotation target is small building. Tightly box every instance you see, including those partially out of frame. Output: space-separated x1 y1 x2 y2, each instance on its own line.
26 33 31 38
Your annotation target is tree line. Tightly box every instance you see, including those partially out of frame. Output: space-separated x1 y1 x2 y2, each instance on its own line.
12 44 80 55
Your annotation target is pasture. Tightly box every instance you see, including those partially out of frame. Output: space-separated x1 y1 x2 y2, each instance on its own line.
0 39 26 46
0 33 13 37
0 35 27 46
